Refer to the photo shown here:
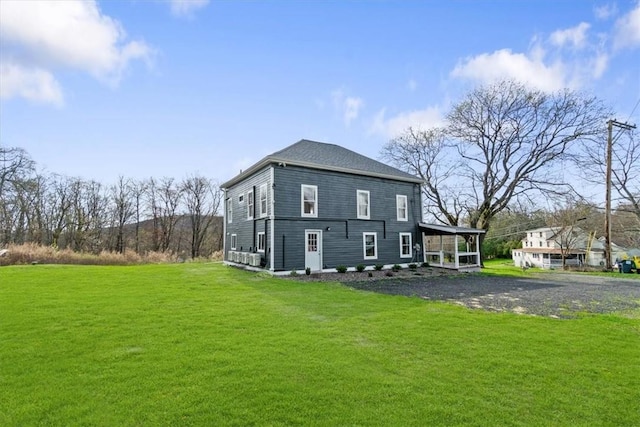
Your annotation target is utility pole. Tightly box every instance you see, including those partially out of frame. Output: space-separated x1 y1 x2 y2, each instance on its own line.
605 119 636 270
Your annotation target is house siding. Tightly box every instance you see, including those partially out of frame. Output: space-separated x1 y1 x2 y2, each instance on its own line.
271 165 421 271
224 166 272 267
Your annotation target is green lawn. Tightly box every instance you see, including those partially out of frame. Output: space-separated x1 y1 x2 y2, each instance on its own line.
1 263 639 426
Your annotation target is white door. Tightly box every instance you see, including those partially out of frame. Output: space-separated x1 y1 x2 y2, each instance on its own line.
305 230 322 271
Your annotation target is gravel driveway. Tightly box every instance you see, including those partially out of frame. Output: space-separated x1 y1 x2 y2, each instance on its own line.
345 273 640 318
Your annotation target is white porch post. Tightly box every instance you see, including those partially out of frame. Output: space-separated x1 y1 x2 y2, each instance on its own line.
475 233 480 267
454 234 460 269
439 235 444 267
421 232 426 264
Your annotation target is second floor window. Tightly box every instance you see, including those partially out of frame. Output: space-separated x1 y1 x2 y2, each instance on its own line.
247 189 254 219
396 195 408 221
227 199 232 223
357 190 370 219
301 184 317 217
259 184 267 217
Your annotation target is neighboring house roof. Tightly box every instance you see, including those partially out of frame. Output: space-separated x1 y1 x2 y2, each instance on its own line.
419 223 486 236
221 139 423 188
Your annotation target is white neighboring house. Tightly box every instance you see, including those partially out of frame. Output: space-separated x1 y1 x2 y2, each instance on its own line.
512 226 610 269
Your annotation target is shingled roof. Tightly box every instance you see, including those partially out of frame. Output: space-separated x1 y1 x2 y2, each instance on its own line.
222 139 422 188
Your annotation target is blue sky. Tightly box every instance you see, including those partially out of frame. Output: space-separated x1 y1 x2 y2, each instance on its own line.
1 0 639 187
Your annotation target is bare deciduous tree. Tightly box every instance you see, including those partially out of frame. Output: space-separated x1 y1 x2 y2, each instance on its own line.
181 175 222 258
110 176 134 253
383 80 609 263
580 129 639 220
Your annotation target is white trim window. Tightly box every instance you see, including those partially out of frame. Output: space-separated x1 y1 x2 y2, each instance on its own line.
230 234 237 250
238 194 245 204
247 189 254 220
301 184 318 217
227 199 233 223
400 233 412 258
259 183 268 217
363 232 377 260
257 232 265 252
357 190 370 219
396 195 408 221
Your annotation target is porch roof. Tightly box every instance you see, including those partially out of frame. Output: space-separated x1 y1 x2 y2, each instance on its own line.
418 223 486 236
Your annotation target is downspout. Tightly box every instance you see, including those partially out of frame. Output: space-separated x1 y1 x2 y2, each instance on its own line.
222 188 227 260
269 166 275 271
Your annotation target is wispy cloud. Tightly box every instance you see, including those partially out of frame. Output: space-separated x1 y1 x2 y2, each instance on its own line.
369 106 444 139
594 3 618 20
0 0 153 105
450 48 568 92
331 89 364 126
612 1 640 50
449 4 639 93
549 22 591 49
169 0 210 18
0 62 63 106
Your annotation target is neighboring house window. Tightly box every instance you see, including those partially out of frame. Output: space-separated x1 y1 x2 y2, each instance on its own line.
357 190 370 219
363 232 377 260
230 234 237 250
227 199 232 223
396 195 408 221
547 241 550 247
539 241 542 247
301 184 318 217
400 233 412 258
259 184 268 217
257 232 265 252
239 194 244 204
247 189 254 220
539 232 543 237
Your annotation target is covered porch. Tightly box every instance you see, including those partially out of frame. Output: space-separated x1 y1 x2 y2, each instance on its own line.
418 223 486 272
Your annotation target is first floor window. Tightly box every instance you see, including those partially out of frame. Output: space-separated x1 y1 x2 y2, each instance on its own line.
400 233 412 258
257 232 265 252
363 232 377 260
230 234 237 250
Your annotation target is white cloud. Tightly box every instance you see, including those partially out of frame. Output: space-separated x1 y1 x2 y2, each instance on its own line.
169 0 210 17
0 61 63 106
331 89 364 126
594 3 618 20
0 0 152 104
451 48 568 92
370 106 444 139
550 22 591 49
613 1 640 49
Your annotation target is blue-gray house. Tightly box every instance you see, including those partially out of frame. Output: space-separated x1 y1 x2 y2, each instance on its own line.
221 139 427 272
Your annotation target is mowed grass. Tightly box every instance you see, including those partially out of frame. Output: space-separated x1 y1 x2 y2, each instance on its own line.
1 264 639 426
482 258 640 280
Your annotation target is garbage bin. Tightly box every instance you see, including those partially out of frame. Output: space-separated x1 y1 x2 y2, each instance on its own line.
621 259 636 273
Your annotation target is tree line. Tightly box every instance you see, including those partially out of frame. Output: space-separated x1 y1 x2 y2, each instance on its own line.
3 79 638 262
0 146 223 259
